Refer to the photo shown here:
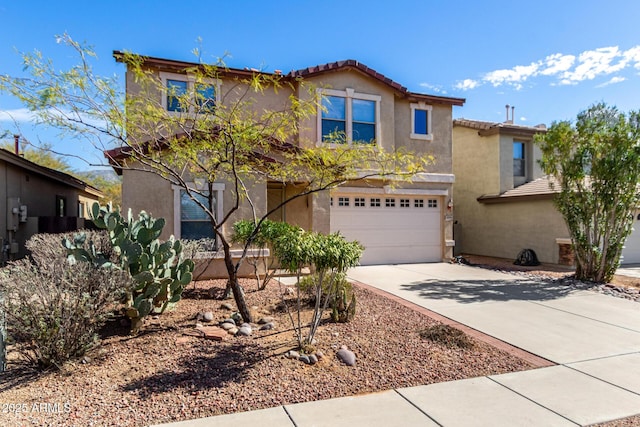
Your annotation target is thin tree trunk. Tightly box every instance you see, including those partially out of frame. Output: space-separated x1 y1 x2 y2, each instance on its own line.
221 242 252 323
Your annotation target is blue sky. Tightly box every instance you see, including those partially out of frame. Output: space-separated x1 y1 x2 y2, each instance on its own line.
1 0 639 170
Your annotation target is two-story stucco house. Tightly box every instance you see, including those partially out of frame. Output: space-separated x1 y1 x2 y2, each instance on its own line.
451 118 570 264
453 117 640 265
108 53 465 270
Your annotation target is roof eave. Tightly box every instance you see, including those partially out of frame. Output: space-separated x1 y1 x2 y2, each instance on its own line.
477 193 557 204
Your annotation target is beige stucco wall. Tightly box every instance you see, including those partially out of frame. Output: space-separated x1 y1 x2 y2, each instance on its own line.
296 70 397 151
395 103 454 174
453 124 566 263
1 158 99 259
122 166 266 243
457 198 568 264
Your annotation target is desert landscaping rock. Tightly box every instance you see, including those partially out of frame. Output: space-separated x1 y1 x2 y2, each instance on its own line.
220 322 236 331
315 350 324 360
227 327 238 335
337 346 356 366
286 350 300 359
258 316 274 324
221 318 236 326
221 302 234 310
195 326 227 341
237 326 252 336
202 311 214 322
259 322 275 331
299 355 310 364
308 354 318 364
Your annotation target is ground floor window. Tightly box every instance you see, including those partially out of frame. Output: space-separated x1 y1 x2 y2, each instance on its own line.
173 183 225 247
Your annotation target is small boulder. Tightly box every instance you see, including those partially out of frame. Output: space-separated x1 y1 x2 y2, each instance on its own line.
227 327 238 335
336 346 356 366
286 350 300 359
221 318 236 326
258 316 274 324
220 322 236 331
259 322 275 331
237 326 252 336
221 302 234 311
299 355 311 364
202 311 214 322
308 354 318 365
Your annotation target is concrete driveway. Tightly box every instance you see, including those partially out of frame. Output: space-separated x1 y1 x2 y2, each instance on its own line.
346 263 640 425
347 263 640 364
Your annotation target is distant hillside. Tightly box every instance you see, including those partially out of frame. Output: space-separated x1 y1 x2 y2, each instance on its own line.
78 169 121 184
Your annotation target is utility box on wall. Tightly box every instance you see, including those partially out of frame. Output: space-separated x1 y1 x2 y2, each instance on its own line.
6 197 21 232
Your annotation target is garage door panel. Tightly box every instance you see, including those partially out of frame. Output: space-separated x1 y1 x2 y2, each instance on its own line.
621 213 640 264
330 195 442 265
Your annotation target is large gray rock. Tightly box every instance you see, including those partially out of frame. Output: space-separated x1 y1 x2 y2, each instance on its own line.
336 345 356 366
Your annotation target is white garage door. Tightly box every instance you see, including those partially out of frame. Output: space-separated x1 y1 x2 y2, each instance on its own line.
330 194 442 265
621 212 640 264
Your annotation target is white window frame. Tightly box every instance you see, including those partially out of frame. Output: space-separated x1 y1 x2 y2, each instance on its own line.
513 141 526 178
410 102 433 141
317 88 382 146
160 72 220 115
172 182 225 243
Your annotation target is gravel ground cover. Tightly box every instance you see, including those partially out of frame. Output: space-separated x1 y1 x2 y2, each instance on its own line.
3 258 639 427
0 277 534 427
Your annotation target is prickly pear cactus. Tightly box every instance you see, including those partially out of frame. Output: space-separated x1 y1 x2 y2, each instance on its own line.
65 202 195 333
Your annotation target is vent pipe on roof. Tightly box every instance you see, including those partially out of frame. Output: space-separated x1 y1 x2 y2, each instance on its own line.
511 106 515 123
13 135 20 155
504 105 515 124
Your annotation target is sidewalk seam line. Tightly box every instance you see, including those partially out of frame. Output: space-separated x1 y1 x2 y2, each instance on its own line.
563 364 640 398
529 299 640 334
282 405 298 427
486 376 581 426
392 389 443 427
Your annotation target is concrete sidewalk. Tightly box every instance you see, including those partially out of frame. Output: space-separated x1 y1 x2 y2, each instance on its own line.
152 263 640 427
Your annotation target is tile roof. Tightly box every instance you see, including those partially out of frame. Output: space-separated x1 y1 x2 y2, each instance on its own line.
477 176 559 204
113 52 465 106
454 118 547 136
290 59 465 106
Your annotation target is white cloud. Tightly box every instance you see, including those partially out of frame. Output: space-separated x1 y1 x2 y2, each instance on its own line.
419 82 447 94
539 53 575 76
595 76 626 88
0 108 38 123
484 62 539 87
519 116 527 122
455 78 480 91
455 45 640 90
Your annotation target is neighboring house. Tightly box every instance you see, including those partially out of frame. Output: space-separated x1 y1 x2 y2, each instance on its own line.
107 53 465 272
452 118 570 264
453 118 640 265
0 146 103 263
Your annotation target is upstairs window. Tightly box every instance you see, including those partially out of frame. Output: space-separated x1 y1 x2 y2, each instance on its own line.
161 72 217 114
166 79 188 112
513 142 526 177
410 103 433 140
319 88 381 145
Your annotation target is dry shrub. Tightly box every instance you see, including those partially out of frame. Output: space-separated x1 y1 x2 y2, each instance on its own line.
0 232 130 369
419 324 475 349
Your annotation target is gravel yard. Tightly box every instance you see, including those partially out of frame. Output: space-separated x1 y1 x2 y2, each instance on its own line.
2 257 639 427
1 277 533 427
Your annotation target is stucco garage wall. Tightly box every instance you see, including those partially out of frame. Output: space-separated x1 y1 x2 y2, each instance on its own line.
459 198 569 264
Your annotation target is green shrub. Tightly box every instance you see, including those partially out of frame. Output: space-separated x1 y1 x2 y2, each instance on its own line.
0 248 129 369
